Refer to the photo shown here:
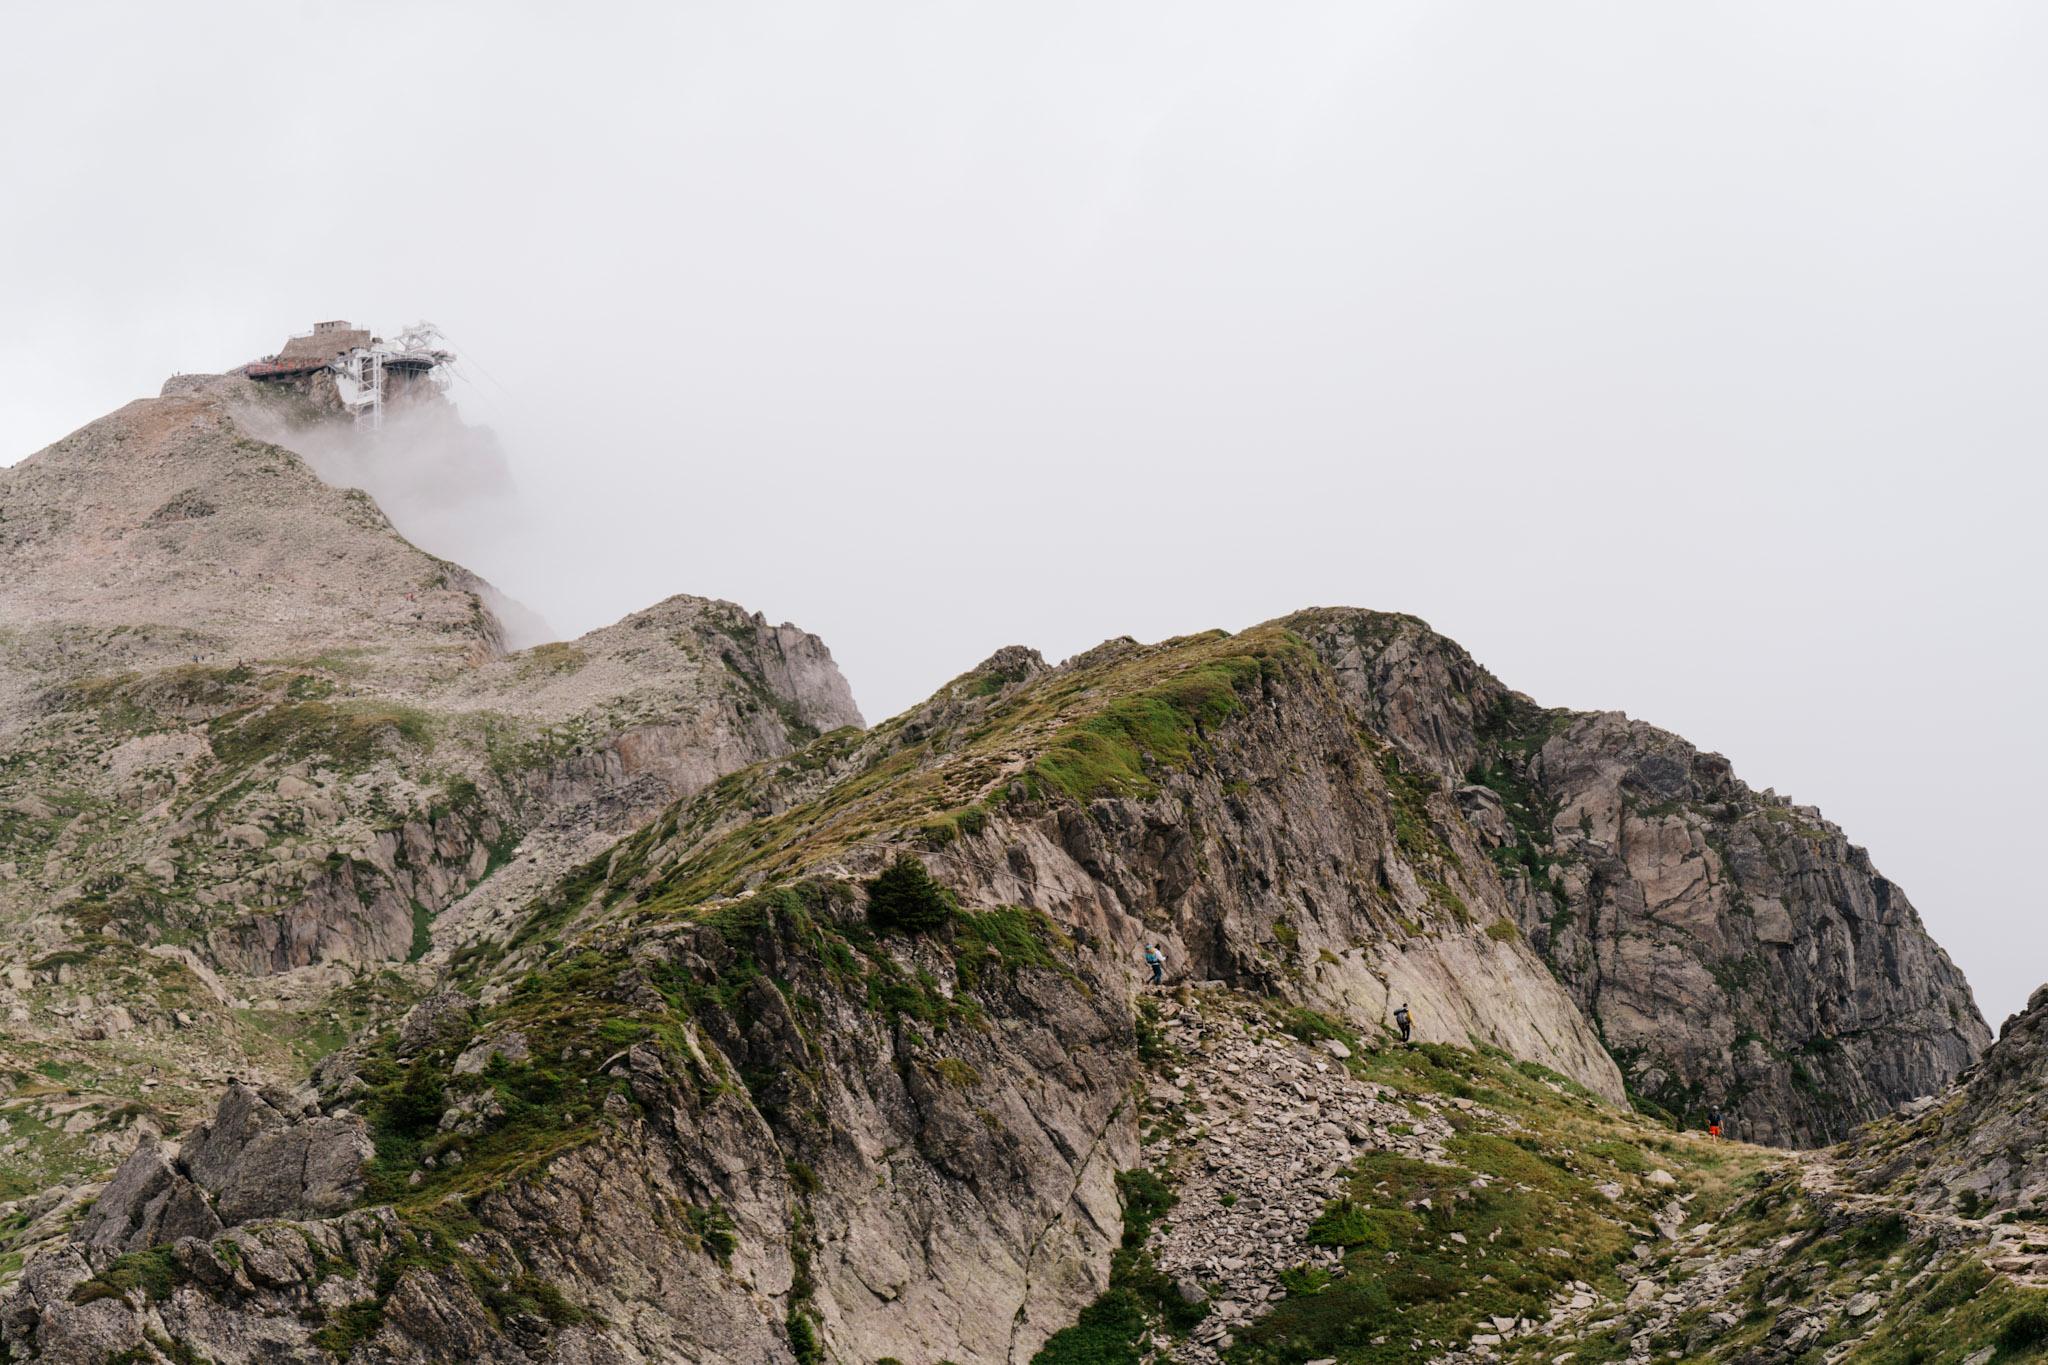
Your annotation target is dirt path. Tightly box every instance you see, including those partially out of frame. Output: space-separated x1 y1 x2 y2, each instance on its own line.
1791 1149 2048 1288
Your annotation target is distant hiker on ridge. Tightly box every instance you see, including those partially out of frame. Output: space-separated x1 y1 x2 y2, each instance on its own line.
1708 1107 1723 1139
1394 1002 1412 1045
1144 943 1165 987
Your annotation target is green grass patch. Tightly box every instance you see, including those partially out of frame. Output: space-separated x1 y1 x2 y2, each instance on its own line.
407 900 434 963
1231 1135 1631 1363
687 1204 738 1262
310 1299 385 1354
1028 652 1274 802
209 699 436 772
68 1246 181 1305
1033 1169 1207 1364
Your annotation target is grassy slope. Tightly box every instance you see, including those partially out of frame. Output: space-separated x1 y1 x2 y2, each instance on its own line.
1335 1082 2038 1364
471 625 1318 965
1050 1000 2048 1365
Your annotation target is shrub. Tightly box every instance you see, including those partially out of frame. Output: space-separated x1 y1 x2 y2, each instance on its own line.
1031 1287 1150 1365
1134 998 1168 1064
865 856 955 933
1116 1169 1176 1243
1278 1263 1333 1296
1922 1260 1991 1313
1999 1303 2048 1352
687 1204 738 1262
788 1309 823 1364
1031 1169 1200 1363
1307 1200 1415 1252
1845 1212 1910 1259
68 1247 180 1305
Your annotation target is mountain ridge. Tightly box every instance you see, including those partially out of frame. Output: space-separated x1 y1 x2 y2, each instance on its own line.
0 373 2020 1364
0 374 863 1257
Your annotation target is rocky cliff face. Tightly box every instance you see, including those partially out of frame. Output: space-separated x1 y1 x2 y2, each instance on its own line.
1510 709 1985 1145
917 638 1628 1104
1 619 1640 1362
578 624 1627 1103
1843 982 2048 1221
0 374 2003 1363
1284 609 1988 1146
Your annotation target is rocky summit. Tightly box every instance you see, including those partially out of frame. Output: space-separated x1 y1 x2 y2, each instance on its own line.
1282 609 1988 1147
0 367 2033 1364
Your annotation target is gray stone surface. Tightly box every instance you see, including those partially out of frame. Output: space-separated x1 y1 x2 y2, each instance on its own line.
1287 608 1989 1146
74 1082 369 1264
0 373 2010 1362
1844 979 2048 1219
71 1138 221 1259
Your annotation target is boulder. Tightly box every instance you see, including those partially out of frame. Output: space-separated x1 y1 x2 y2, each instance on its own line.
81 1083 371 1253
73 1138 222 1259
396 988 476 1058
453 1029 530 1076
182 1084 370 1225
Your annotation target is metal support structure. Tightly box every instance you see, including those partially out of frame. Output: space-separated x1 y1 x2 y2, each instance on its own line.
325 322 453 432
333 348 387 430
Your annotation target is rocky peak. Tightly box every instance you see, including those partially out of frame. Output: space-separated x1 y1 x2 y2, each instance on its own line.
1283 606 1513 781
0 382 507 712
952 645 1051 699
1284 609 1988 1147
0 377 864 1236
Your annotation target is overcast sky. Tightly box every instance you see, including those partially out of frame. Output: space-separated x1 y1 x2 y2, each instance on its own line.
3 3 2042 1027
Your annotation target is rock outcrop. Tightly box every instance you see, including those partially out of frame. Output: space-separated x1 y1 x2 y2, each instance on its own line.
1286 608 1988 1146
74 1083 368 1262
70 1139 222 1260
1843 981 2048 1220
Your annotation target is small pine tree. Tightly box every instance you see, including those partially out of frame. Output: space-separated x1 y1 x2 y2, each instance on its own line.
865 855 955 933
